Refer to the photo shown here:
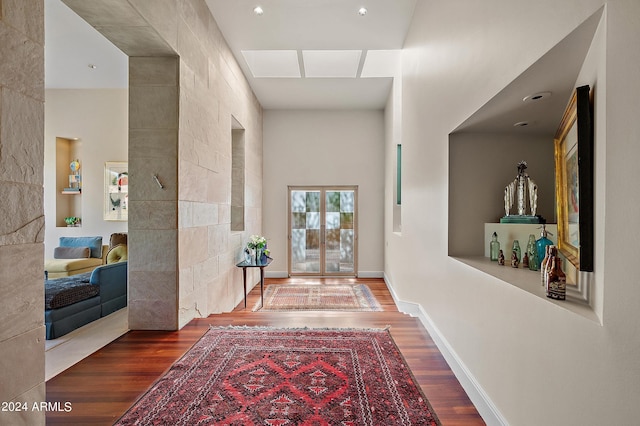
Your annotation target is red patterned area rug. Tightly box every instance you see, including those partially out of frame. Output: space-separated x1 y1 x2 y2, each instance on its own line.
253 284 383 312
115 327 441 425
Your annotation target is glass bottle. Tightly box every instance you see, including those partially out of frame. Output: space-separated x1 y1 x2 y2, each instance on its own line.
490 232 500 261
528 243 539 271
541 246 556 287
526 234 538 271
535 225 554 270
511 240 521 263
546 254 566 300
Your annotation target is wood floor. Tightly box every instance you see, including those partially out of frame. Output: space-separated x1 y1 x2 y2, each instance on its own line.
45 278 485 425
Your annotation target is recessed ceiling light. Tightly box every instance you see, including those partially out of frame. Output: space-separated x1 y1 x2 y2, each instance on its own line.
253 6 264 16
523 91 551 102
358 7 368 16
513 121 530 127
88 64 97 69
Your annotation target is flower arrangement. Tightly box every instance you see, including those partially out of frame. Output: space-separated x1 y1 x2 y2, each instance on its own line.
246 235 270 263
247 235 267 250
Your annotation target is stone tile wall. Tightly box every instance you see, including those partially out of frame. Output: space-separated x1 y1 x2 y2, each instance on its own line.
63 0 263 329
0 0 46 424
173 0 263 326
128 56 179 330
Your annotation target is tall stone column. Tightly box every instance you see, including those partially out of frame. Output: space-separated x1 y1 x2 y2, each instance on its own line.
0 1 47 424
128 57 179 330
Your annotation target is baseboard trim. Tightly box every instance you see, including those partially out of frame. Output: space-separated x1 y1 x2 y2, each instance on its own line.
265 271 384 279
357 271 384 278
383 274 507 426
265 271 289 278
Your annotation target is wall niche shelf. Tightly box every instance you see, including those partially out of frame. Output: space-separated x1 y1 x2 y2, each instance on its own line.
453 255 597 323
447 10 603 324
55 137 82 228
454 222 597 322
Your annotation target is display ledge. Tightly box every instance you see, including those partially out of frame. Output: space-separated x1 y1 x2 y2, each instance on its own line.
453 256 599 323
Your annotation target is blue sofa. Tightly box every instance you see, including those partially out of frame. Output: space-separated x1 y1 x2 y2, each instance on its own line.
45 261 127 340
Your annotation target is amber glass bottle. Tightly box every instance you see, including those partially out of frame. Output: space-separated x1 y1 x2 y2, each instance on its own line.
546 254 566 300
540 246 556 287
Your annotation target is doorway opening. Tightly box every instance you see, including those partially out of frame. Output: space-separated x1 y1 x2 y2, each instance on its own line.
288 186 358 277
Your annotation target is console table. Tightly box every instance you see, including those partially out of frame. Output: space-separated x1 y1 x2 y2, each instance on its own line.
236 257 272 309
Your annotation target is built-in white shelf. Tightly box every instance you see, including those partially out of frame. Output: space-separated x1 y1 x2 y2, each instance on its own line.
453 255 598 323
448 223 598 323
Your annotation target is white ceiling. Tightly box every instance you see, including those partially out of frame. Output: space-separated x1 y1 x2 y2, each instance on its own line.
204 0 417 109
44 0 416 110
44 0 128 89
45 0 600 134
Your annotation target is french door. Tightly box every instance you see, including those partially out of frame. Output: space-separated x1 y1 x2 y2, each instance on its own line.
288 186 358 277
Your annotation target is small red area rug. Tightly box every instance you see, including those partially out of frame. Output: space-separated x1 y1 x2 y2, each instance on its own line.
115 327 441 425
254 284 383 312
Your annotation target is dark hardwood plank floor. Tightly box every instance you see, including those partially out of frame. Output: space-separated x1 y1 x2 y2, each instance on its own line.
46 278 485 425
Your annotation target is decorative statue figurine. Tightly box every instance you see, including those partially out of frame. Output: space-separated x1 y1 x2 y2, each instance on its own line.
511 250 520 268
500 161 545 224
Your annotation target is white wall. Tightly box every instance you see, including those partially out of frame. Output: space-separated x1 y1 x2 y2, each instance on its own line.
263 110 385 277
385 1 640 425
448 132 555 257
44 89 128 258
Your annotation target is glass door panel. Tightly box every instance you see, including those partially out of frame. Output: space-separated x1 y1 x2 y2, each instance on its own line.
325 190 355 273
289 187 357 276
290 190 321 273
